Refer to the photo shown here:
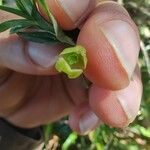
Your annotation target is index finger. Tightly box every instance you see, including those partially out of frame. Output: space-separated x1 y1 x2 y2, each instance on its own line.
77 1 140 90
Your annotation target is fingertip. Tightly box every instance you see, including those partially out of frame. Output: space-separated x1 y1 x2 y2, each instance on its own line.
77 18 129 90
0 35 62 75
89 86 128 128
69 103 89 134
69 103 100 135
89 68 142 127
116 66 143 124
77 2 140 90
37 0 96 30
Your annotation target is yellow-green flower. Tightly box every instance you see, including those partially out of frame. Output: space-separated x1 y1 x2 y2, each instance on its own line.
55 45 87 78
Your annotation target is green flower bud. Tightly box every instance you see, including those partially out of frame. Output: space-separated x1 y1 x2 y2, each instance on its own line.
55 45 87 78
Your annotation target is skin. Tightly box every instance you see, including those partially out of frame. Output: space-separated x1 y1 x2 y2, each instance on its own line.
0 0 142 134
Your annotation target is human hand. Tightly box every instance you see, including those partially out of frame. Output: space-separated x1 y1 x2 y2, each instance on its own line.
0 0 142 134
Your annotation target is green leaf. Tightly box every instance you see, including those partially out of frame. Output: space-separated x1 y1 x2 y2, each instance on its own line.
0 5 31 19
55 45 87 78
31 7 54 32
37 0 75 46
17 31 59 44
0 0 75 45
0 0 3 5
43 124 53 145
15 0 34 16
0 19 34 32
23 0 54 32
62 132 78 150
10 24 37 34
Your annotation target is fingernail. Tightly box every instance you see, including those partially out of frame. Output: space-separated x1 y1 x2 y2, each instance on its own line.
57 0 90 22
28 42 60 68
79 111 100 134
100 20 140 79
116 74 142 124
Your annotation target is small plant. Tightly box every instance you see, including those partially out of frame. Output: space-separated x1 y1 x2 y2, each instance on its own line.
0 0 87 78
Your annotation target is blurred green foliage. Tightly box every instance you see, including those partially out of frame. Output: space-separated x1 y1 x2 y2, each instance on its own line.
44 0 150 150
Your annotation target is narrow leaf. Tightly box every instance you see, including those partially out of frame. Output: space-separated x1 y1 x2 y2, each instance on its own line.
0 19 34 32
31 1 54 31
0 5 31 19
62 132 78 150
15 0 34 16
10 23 37 34
37 0 75 46
17 31 59 44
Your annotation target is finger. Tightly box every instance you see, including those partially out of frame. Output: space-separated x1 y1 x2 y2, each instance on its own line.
6 75 87 128
0 11 63 117
77 1 140 90
37 0 96 30
62 75 88 105
69 66 142 134
0 67 11 84
0 10 64 75
0 34 64 75
89 66 142 128
69 102 101 135
0 72 36 116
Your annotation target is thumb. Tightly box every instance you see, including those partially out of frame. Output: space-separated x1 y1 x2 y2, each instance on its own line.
0 34 63 75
